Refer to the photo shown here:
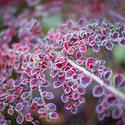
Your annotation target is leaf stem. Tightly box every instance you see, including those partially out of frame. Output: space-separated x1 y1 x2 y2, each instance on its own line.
68 59 125 101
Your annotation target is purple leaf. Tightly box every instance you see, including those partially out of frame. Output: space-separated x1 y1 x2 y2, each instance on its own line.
16 114 24 124
114 74 123 87
120 39 125 46
61 94 68 103
80 75 92 87
38 107 46 114
8 108 14 115
46 103 56 111
30 78 39 86
50 69 58 78
53 81 62 88
112 107 122 119
65 70 74 79
36 98 44 106
78 87 86 95
21 92 30 99
95 104 105 114
92 44 100 53
45 92 54 100
92 85 104 97
16 103 23 111
71 107 78 114
40 81 50 87
105 42 113 50
49 112 59 119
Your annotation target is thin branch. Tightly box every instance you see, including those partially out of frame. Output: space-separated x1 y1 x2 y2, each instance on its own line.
38 84 48 112
37 43 125 101
67 59 125 101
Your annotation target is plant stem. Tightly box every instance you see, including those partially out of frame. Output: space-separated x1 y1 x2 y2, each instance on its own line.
38 84 48 112
45 43 125 101
68 59 125 101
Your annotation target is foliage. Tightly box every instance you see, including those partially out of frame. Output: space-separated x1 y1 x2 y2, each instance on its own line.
0 0 125 125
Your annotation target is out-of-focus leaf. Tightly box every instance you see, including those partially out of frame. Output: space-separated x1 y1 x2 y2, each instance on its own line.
110 73 125 94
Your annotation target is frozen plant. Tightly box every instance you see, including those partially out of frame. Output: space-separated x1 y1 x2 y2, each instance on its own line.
0 0 125 125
